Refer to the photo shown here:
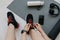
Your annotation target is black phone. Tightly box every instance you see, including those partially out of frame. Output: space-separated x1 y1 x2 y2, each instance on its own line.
38 15 44 25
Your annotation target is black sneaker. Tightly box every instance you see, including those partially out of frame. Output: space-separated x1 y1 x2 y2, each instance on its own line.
7 12 19 28
26 14 34 29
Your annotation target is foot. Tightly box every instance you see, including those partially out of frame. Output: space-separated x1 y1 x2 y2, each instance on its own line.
26 14 34 34
26 14 34 29
7 12 19 28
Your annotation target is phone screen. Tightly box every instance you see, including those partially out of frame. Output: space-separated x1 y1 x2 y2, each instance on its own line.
39 15 44 25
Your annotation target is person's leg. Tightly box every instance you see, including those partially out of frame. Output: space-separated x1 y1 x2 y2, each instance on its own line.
5 24 16 40
5 12 19 40
29 29 45 40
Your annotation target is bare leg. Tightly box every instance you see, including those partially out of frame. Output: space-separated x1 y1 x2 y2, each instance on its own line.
34 23 51 40
29 29 45 40
21 24 31 40
39 27 51 40
5 24 16 40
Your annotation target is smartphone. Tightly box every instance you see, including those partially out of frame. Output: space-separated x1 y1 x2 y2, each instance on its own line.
38 15 44 25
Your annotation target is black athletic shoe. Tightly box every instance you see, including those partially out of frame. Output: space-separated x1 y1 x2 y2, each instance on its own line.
26 14 34 29
7 12 19 28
